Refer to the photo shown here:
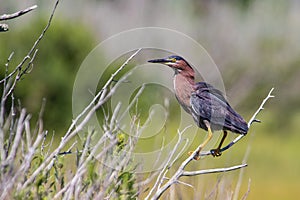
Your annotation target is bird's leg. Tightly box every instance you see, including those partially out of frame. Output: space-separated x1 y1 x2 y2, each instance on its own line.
189 120 213 160
210 130 227 157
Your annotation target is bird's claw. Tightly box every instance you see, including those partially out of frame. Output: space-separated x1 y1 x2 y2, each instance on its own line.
188 151 201 160
210 149 222 157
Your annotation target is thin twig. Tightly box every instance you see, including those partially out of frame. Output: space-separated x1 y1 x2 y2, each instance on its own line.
241 178 251 200
78 129 94 166
4 49 38 99
0 52 14 160
64 48 141 139
0 5 37 21
247 87 275 126
233 130 253 200
174 179 194 189
181 164 248 176
22 49 142 190
150 145 200 200
205 176 222 200
0 1 57 84
58 141 78 156
6 109 26 162
0 5 37 32
145 127 190 200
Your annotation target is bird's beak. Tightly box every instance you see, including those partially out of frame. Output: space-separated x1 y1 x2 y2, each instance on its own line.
148 58 174 65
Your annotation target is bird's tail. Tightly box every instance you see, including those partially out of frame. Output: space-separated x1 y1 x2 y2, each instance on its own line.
228 114 248 135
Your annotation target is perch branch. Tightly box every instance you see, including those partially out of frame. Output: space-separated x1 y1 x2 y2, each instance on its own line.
199 87 274 156
150 88 274 199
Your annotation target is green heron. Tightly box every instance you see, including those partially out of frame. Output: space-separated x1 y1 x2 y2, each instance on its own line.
148 55 248 159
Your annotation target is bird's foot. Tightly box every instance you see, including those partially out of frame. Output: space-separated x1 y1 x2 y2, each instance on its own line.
210 148 222 157
188 151 201 160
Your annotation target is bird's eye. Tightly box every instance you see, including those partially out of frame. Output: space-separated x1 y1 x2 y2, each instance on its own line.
171 58 176 62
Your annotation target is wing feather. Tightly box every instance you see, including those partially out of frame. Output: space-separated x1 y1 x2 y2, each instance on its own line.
190 82 248 134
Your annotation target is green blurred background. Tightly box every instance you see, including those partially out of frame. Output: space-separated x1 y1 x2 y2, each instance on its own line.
1 0 300 199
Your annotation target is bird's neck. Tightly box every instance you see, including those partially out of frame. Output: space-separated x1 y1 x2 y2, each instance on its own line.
173 70 195 113
179 69 195 84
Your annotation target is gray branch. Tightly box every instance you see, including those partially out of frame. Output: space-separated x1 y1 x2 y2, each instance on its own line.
0 5 37 21
182 164 247 176
150 88 275 200
0 5 37 33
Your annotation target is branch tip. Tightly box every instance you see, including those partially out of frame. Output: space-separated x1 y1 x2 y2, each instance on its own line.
0 5 38 21
252 119 261 123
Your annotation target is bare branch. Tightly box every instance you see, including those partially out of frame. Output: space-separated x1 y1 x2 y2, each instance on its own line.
149 88 274 199
233 135 252 200
6 109 26 162
0 5 38 32
21 48 141 190
64 48 141 139
199 87 275 157
241 178 251 200
150 146 198 200
0 1 58 84
0 5 37 21
3 49 38 100
145 127 190 200
181 164 247 176
247 87 275 126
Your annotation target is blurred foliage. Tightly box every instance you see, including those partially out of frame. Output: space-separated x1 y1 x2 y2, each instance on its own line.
0 18 96 133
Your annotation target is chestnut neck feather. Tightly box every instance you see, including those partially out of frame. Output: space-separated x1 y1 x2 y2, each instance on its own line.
173 67 195 113
177 68 195 84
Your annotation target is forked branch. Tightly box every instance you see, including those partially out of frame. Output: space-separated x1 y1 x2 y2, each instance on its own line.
150 88 274 200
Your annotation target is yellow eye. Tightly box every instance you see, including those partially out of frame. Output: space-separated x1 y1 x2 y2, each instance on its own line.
171 58 176 62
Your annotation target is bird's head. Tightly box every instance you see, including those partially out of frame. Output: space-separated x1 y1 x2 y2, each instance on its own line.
148 55 194 74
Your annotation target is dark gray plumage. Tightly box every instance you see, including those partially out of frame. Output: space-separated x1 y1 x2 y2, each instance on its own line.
148 55 248 158
191 82 248 135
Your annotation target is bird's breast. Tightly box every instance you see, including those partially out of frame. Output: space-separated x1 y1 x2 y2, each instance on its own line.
173 74 194 114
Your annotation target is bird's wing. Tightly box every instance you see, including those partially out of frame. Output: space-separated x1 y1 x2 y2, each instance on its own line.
190 83 228 125
191 82 248 134
193 82 227 102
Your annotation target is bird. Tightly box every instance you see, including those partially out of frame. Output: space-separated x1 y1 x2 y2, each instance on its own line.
148 55 248 159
